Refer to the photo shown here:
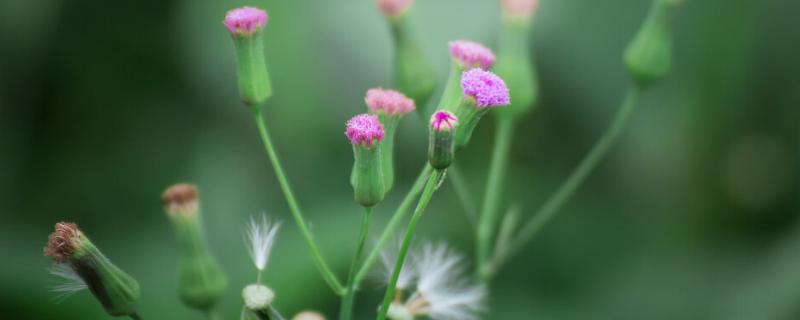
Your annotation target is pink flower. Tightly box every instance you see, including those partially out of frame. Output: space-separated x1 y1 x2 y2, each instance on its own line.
448 41 496 70
430 111 458 131
224 7 268 36
346 114 385 148
460 69 511 107
501 0 540 18
376 0 414 16
365 88 416 116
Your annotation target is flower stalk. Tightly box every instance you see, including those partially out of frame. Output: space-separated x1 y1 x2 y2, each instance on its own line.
339 207 373 320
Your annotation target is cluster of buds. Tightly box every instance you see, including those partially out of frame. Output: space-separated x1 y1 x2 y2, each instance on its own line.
346 114 387 207
365 88 416 191
163 183 228 312
44 223 141 317
225 6 272 108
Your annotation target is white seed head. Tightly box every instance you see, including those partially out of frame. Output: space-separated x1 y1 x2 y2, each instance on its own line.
378 238 417 290
413 242 487 320
49 263 87 301
245 214 282 271
242 284 275 311
387 302 414 320
292 311 327 320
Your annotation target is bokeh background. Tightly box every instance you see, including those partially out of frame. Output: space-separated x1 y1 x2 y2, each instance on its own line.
2 0 800 319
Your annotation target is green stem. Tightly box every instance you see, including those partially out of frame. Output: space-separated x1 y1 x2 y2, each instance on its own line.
252 110 345 294
339 207 373 320
491 87 642 275
353 164 432 286
475 116 515 279
447 163 479 228
130 313 142 320
376 170 444 320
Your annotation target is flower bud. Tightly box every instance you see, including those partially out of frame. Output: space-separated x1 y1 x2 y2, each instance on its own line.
346 114 386 207
225 6 272 108
163 184 228 312
379 1 436 113
293 311 327 320
494 0 540 119
437 41 496 117
365 88 416 191
428 111 458 170
44 223 141 317
624 0 680 88
445 69 510 148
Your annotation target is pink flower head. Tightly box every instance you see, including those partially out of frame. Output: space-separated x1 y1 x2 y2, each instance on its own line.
430 111 458 131
376 0 414 16
460 69 511 107
346 114 385 148
448 40 496 70
365 88 416 116
224 7 268 36
502 0 540 18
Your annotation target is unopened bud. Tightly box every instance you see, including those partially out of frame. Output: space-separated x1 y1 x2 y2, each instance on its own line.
44 222 141 317
162 184 228 311
346 114 386 207
428 111 458 170
225 6 272 108
624 0 680 88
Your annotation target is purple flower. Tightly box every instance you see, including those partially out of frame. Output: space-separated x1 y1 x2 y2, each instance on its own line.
460 69 511 107
346 114 385 148
430 111 458 131
224 7 268 36
449 41 496 70
376 0 414 16
365 88 416 116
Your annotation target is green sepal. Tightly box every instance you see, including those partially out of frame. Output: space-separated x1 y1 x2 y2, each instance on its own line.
169 213 228 311
624 0 679 88
448 98 489 149
429 127 455 170
378 114 399 192
70 236 140 317
233 31 272 108
390 14 437 116
351 144 386 207
494 18 539 119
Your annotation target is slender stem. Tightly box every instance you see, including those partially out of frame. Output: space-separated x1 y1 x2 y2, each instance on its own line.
447 163 479 228
376 170 444 320
339 207 373 320
491 87 642 275
252 110 345 294
476 116 515 279
353 164 432 286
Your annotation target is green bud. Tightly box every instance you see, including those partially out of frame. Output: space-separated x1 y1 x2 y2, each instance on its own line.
428 111 458 170
624 0 681 88
389 14 437 115
45 222 141 317
233 32 272 108
163 184 228 311
494 18 539 119
351 144 386 207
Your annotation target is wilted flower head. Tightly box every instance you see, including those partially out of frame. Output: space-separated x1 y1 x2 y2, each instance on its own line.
346 114 385 148
376 0 414 16
246 214 282 272
460 69 511 108
224 7 268 36
501 0 540 19
430 111 458 132
449 41 496 70
365 88 416 116
162 183 199 216
44 222 83 263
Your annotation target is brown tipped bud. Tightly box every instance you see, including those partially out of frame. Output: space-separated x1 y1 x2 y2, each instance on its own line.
293 311 327 320
162 183 199 216
44 222 83 262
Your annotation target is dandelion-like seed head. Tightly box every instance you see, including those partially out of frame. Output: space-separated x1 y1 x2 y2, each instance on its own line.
292 311 327 320
346 114 385 148
242 284 275 311
378 239 418 290
162 183 199 217
44 222 83 263
460 69 511 108
246 214 282 272
430 111 458 132
224 7 268 36
448 41 496 70
49 263 88 300
376 0 414 17
365 88 416 117
501 0 540 19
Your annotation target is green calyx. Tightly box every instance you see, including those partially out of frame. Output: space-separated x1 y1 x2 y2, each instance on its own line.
389 14 437 116
70 236 141 317
429 126 456 170
446 98 488 149
494 18 539 119
233 30 273 109
624 0 679 88
351 143 386 207
378 114 400 192
169 213 228 311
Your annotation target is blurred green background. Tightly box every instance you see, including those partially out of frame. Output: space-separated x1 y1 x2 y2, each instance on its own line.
2 0 799 319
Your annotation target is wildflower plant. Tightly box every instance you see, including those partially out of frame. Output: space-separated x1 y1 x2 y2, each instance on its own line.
41 1 683 319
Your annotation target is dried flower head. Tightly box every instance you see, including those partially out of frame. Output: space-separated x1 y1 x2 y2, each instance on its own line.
430 111 458 132
460 69 511 108
44 222 83 263
376 0 414 16
224 7 268 36
292 311 327 320
242 284 275 311
365 88 416 116
162 183 199 216
501 0 540 19
346 114 385 148
449 41 496 70
245 214 282 272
